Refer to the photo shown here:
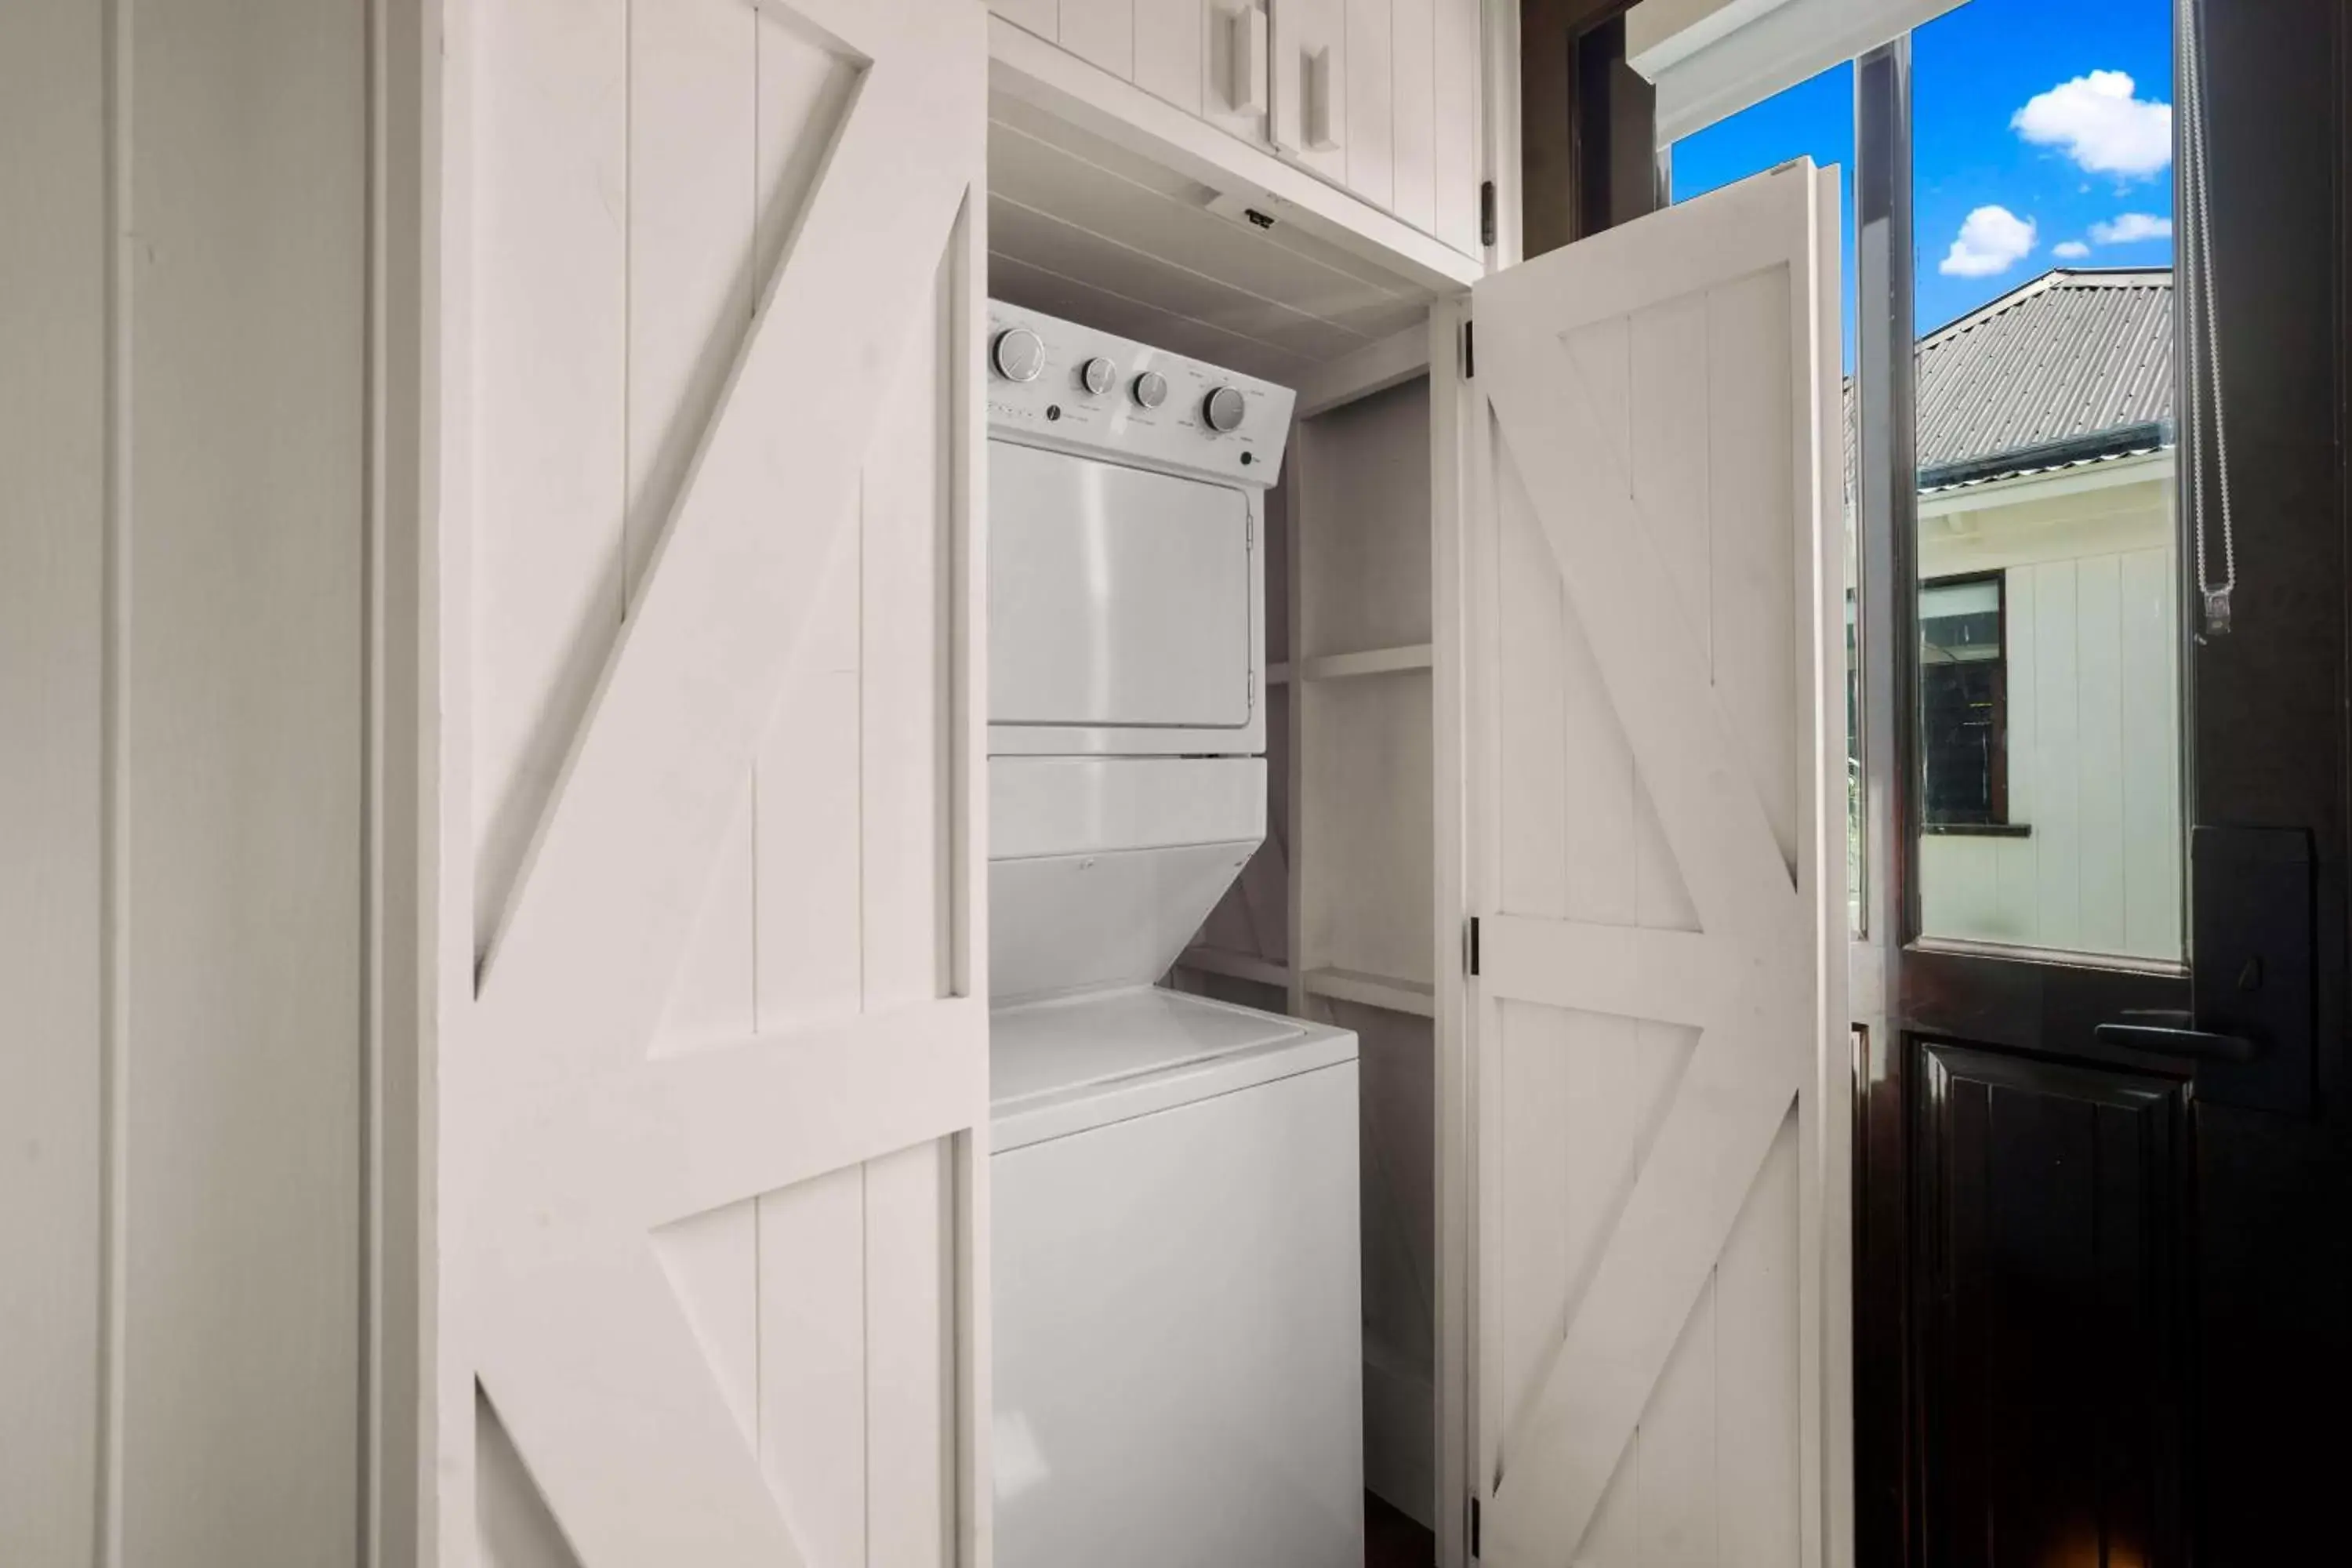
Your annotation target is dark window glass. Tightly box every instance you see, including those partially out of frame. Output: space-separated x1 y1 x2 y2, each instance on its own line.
1919 574 2006 825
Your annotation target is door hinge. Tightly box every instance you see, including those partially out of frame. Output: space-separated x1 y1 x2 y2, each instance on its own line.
1468 1494 1483 1559
1462 319 1475 380
1465 916 1481 977
1479 180 1497 248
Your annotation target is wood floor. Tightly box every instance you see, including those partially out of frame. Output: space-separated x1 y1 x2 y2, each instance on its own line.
1366 1491 1436 1568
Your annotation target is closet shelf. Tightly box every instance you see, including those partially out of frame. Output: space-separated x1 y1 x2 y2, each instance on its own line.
1295 644 1435 683
1176 945 1292 990
1301 967 1437 1018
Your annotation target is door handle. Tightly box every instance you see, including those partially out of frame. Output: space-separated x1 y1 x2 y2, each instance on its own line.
1228 6 1269 116
1302 46 1340 152
2094 1018 2261 1063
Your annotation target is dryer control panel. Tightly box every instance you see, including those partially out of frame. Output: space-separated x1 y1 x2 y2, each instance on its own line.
985 302 1295 488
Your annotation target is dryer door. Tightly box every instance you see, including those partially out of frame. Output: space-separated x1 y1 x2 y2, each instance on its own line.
990 440 1255 730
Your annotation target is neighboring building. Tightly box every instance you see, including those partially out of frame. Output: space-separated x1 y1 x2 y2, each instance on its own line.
1901 267 2182 959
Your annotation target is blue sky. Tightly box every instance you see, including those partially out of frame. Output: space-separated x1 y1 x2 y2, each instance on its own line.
1668 0 2174 350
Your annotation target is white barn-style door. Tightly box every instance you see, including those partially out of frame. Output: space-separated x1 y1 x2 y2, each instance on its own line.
445 0 986 1563
1462 163 1849 1566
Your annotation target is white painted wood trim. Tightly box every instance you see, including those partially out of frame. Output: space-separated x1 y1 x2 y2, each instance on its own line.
1179 943 1296 989
1302 965 1439 1018
1479 0 1519 268
369 2 439 1563
1295 320 1436 418
1300 643 1437 681
1427 292 1475 1568
1813 163 1857 1568
429 0 478 1555
989 15 1483 293
948 184 994 1568
1476 915 1740 1031
1286 414 1313 1021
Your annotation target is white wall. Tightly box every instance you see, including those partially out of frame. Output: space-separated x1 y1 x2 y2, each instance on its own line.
1917 465 2183 960
1 2 370 1563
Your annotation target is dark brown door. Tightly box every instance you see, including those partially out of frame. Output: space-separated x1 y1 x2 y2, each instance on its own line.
1911 1043 2189 1566
1853 6 2352 1564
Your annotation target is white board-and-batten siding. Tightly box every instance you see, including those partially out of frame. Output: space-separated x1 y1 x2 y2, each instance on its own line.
2 1 370 1565
1918 546 2184 962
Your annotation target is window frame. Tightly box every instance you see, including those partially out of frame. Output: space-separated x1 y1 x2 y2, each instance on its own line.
1915 568 2012 832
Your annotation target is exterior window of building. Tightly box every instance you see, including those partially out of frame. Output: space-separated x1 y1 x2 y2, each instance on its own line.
1918 574 2007 827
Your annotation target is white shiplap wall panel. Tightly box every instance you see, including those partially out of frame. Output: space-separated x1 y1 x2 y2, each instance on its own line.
2 1 370 1563
2030 558 2084 949
2120 547 2183 957
2074 554 2128 954
1 5 106 1561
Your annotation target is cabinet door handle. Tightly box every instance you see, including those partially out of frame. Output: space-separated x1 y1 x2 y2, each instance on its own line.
1303 45 1340 152
1229 7 1269 116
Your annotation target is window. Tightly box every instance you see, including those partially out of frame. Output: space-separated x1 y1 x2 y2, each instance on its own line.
1918 575 2008 829
1910 0 2183 960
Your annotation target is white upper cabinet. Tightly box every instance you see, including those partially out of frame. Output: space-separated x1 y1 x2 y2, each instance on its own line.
989 0 1483 260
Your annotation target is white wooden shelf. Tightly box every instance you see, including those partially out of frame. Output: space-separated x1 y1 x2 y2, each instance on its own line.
1176 945 1292 990
1301 967 1437 1018
1294 644 1435 684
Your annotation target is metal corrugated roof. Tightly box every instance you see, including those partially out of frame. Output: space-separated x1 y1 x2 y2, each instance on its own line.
1843 267 2174 496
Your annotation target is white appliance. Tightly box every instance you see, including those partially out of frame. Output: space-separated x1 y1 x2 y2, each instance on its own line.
985 302 1364 1568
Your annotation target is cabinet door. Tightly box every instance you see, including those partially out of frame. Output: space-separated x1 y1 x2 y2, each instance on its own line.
1463 162 1846 1564
1062 0 1134 79
1343 0 1394 209
1272 0 1348 183
1390 0 1438 233
1431 0 1480 254
1200 0 1273 143
452 0 986 1563
1136 0 1206 112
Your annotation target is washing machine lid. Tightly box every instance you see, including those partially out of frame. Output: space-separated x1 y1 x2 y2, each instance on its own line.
990 987 1356 1152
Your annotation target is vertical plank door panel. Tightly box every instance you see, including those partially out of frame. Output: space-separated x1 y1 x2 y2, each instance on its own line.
1468 162 1845 1565
447 2 985 1563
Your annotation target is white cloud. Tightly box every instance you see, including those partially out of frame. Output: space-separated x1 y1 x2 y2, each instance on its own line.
2088 212 2172 245
2053 240 2092 260
1940 206 2038 278
2012 71 2173 178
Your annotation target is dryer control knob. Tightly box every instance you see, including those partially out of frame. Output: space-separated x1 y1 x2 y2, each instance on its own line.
992 327 1046 383
1132 370 1170 409
1080 356 1117 396
1203 385 1247 434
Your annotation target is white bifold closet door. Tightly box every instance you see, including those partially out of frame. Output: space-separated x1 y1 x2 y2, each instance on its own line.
1463 162 1849 1566
450 1 986 1564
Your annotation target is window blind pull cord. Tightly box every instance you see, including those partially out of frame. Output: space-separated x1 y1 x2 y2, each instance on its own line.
2180 0 2236 637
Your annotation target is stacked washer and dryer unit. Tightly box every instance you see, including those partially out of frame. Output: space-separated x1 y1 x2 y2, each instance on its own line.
984 302 1365 1568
